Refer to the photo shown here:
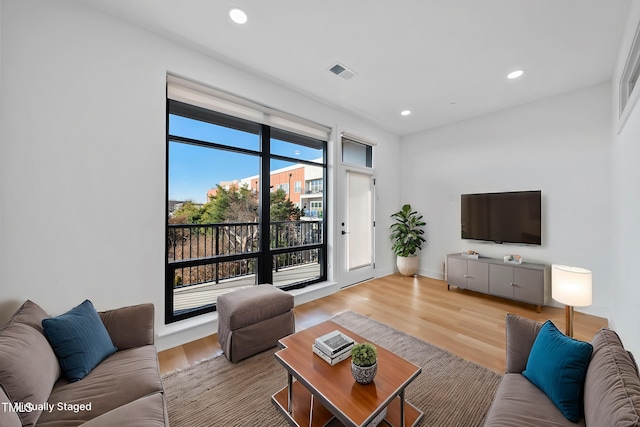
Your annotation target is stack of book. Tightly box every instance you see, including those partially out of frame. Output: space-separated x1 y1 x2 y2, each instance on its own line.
312 330 355 366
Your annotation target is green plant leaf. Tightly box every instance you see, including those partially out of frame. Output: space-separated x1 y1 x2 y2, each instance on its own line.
351 342 377 367
389 204 427 256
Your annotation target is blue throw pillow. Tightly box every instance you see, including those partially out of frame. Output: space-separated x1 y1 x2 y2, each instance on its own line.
522 320 593 422
42 300 117 382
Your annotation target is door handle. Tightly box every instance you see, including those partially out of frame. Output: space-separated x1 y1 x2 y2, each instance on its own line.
341 231 350 235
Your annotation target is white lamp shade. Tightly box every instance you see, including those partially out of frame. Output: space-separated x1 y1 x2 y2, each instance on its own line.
552 264 593 307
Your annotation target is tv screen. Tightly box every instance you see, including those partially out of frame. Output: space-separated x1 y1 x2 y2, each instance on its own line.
461 190 541 245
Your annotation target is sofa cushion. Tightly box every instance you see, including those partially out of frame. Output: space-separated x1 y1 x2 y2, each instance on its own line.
79 393 167 427
0 300 60 427
505 313 544 373
522 320 593 423
584 328 640 426
37 345 164 425
42 300 117 382
37 393 167 427
0 384 22 427
36 393 169 427
484 373 583 427
99 303 155 350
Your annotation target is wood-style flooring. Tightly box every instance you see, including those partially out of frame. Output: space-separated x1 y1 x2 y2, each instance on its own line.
158 274 608 375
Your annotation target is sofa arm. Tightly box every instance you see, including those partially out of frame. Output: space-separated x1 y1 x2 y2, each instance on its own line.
99 303 155 350
505 313 543 373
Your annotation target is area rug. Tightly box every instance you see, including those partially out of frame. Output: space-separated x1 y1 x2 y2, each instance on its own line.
162 311 502 427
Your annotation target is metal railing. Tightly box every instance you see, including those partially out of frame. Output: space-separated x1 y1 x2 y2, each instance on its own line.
269 220 322 248
168 222 259 262
168 220 322 288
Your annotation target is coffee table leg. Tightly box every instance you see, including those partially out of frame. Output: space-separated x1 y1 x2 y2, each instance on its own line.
399 389 405 427
287 373 293 414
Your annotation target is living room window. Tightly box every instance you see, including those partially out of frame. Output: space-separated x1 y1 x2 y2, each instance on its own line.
342 135 373 168
619 19 640 130
166 77 329 324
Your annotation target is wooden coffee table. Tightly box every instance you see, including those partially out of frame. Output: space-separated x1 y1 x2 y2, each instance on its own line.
272 320 423 427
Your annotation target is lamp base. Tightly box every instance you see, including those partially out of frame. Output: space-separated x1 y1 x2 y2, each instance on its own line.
565 305 574 337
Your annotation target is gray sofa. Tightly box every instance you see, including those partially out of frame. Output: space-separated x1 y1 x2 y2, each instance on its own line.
0 300 168 427
485 313 640 426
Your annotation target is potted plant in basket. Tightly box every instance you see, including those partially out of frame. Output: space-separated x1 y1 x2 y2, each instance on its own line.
390 204 427 276
351 342 378 384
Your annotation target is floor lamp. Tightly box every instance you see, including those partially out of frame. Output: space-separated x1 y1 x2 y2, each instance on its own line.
551 264 592 338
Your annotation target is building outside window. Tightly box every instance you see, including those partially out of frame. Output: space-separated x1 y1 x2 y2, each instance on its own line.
307 179 323 194
276 183 289 194
309 201 323 218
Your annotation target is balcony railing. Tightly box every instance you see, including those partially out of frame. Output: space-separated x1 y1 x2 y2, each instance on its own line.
167 220 322 289
168 222 258 263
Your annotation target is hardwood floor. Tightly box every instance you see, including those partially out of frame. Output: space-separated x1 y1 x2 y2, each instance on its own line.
158 274 608 375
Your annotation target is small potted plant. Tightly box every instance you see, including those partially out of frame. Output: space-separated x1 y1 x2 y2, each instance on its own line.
351 342 378 384
390 204 427 276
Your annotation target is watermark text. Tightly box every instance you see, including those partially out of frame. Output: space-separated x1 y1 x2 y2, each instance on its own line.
2 401 92 414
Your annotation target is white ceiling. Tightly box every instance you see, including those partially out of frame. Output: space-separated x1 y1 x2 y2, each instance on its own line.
79 0 632 136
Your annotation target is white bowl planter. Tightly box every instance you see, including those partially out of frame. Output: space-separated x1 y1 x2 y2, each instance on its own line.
397 255 419 276
390 204 426 277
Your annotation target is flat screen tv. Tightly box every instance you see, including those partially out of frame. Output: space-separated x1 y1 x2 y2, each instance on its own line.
461 190 541 245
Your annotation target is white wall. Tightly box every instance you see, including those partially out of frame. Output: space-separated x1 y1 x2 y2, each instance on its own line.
400 83 613 318
3 0 633 355
0 0 401 349
611 1 640 357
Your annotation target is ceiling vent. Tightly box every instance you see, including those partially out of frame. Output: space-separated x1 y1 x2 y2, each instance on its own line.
329 63 357 80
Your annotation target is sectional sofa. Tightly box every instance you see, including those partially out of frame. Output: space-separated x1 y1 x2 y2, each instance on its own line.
0 300 168 426
485 313 640 426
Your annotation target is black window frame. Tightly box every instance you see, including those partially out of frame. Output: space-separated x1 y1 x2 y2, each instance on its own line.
165 100 327 324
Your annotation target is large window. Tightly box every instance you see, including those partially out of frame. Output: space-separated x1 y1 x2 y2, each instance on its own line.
166 98 327 323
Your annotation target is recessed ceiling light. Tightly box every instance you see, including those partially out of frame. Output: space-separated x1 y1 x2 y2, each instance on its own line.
507 70 524 79
400 110 411 116
229 8 248 24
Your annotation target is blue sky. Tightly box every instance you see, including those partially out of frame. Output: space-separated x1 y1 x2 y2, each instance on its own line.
168 115 321 204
